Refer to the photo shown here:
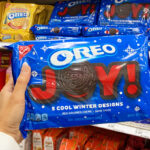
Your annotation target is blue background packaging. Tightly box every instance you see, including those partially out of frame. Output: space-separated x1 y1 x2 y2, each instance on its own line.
9 34 150 137
35 35 78 41
82 26 144 36
99 0 150 26
49 0 100 25
31 25 82 36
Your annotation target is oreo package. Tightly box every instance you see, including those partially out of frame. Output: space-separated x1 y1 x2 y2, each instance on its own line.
99 0 150 26
82 26 144 37
31 25 82 37
137 119 150 124
49 0 100 25
10 34 150 137
35 35 78 41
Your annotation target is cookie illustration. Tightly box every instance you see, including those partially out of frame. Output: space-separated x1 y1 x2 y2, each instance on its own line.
116 3 132 19
68 5 81 16
109 28 119 35
53 27 60 34
57 61 96 101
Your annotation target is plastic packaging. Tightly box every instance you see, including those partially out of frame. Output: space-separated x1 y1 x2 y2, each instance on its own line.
0 2 6 32
99 0 150 26
49 0 100 26
0 33 34 42
10 34 150 137
1 3 53 42
82 26 144 37
31 25 82 37
35 35 79 41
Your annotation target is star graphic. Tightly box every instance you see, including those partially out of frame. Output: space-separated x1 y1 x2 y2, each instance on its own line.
41 45 48 52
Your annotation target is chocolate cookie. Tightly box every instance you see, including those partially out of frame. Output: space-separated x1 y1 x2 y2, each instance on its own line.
68 5 81 16
53 27 60 34
116 3 132 19
57 61 96 101
109 28 118 35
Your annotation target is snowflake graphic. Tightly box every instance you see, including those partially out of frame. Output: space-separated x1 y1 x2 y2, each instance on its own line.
124 45 136 54
126 105 130 109
32 51 36 55
32 71 38 77
119 91 123 95
117 39 122 43
139 53 143 57
135 106 140 112
42 105 45 109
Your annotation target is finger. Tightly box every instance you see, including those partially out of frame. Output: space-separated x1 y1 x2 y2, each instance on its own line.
1 77 14 94
13 63 31 97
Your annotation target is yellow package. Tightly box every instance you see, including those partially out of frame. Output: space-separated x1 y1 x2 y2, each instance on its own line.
0 32 34 42
0 2 6 32
1 3 45 34
37 5 54 25
43 5 54 24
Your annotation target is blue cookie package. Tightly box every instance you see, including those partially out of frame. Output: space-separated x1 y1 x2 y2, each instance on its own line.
49 0 100 25
35 35 78 41
10 34 150 137
31 25 82 36
82 26 144 37
137 119 150 124
99 0 150 26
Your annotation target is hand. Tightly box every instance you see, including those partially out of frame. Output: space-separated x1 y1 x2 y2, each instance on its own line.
0 63 31 143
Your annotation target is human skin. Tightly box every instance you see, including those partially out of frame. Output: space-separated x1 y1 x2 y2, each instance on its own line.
0 63 31 143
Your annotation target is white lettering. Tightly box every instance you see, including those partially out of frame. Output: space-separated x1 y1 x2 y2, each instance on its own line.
50 50 73 66
90 45 104 56
73 47 92 59
103 44 116 54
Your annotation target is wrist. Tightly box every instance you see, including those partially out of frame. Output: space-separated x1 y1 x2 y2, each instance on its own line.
0 127 22 143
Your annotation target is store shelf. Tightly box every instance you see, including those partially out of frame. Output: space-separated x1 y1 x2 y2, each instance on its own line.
94 122 150 139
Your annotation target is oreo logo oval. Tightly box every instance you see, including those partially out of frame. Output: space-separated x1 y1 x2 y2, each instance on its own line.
48 44 117 70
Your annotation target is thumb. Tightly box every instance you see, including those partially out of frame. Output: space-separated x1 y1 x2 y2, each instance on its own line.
13 63 31 98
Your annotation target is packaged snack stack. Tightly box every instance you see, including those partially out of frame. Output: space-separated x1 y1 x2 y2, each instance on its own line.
30 0 100 40
98 0 150 27
43 128 67 150
0 3 53 42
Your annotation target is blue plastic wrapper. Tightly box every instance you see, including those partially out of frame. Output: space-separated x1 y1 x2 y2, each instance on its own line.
31 25 82 36
82 26 144 37
99 0 150 26
49 0 100 25
35 35 78 41
137 119 150 124
9 34 150 137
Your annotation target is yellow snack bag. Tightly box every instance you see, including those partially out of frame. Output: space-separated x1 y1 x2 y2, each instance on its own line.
1 3 45 34
1 32 34 42
0 2 6 32
37 5 54 25
44 5 54 24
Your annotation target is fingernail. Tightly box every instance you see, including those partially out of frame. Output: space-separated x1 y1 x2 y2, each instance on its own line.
21 62 31 74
